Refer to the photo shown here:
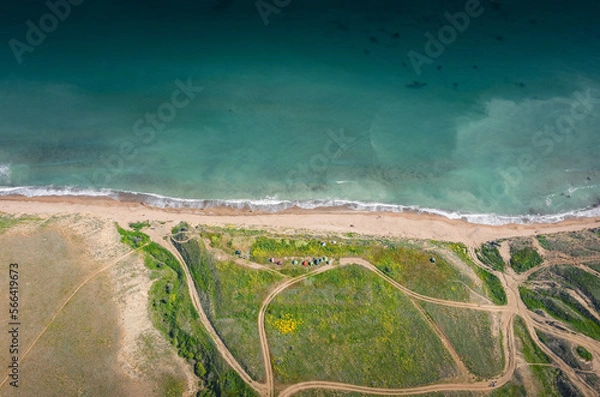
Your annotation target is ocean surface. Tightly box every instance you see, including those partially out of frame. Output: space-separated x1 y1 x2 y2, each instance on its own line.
1 0 599 224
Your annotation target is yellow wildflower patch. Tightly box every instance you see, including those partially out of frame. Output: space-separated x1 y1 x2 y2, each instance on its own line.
271 313 302 334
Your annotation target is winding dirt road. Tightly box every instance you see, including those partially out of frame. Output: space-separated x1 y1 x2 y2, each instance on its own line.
146 230 268 396
158 230 599 397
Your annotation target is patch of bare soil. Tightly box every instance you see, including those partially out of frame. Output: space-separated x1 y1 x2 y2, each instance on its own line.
110 254 198 396
0 215 196 396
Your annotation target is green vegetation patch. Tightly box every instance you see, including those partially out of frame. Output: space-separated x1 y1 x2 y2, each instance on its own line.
369 244 474 302
117 226 257 397
473 266 507 305
173 237 283 382
587 263 600 273
575 345 592 361
509 246 543 273
442 242 507 305
533 229 600 258
129 220 151 231
548 265 600 312
0 214 41 233
117 224 150 248
419 302 505 378
250 235 367 262
520 286 600 340
513 316 549 364
529 366 581 397
490 381 527 397
0 214 20 232
476 243 505 271
266 265 458 388
536 235 550 250
536 331 585 370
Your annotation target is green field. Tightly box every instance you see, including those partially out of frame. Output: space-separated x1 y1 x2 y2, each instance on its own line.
197 227 505 304
266 264 459 388
419 302 505 378
369 243 489 303
174 236 284 381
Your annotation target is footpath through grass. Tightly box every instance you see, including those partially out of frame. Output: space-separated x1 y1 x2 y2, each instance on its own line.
266 264 459 388
513 316 549 364
118 225 257 397
420 302 505 379
173 234 284 382
445 243 507 305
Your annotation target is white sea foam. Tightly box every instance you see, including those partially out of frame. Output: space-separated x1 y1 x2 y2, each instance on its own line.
0 164 11 183
1 185 599 226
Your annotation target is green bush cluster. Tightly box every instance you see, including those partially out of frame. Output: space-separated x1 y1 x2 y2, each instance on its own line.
575 345 592 361
129 220 150 231
510 246 543 273
476 243 505 271
116 224 150 248
473 266 507 305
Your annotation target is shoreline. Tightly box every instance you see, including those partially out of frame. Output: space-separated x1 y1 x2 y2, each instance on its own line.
2 186 600 226
1 195 599 246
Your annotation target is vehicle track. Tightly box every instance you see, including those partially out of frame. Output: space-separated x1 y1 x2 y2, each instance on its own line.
0 249 138 390
146 230 268 396
162 231 600 397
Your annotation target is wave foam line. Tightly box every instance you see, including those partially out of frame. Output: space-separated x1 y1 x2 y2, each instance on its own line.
1 185 599 226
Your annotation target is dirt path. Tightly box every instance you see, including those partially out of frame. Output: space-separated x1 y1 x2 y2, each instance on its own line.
258 264 340 396
340 258 510 312
158 230 599 397
0 248 138 391
145 230 268 396
255 256 515 397
271 250 598 396
277 315 516 397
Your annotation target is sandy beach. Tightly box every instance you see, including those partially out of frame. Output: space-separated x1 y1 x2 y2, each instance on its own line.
1 195 599 246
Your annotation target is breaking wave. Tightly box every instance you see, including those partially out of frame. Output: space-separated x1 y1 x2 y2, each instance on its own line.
1 185 599 226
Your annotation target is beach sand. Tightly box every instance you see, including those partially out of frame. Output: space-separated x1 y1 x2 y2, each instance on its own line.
1 195 599 246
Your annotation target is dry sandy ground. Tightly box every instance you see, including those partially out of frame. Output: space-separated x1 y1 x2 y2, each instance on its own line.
1 195 599 246
0 214 195 396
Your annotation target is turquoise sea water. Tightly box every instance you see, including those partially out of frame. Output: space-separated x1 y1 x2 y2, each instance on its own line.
1 0 599 223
